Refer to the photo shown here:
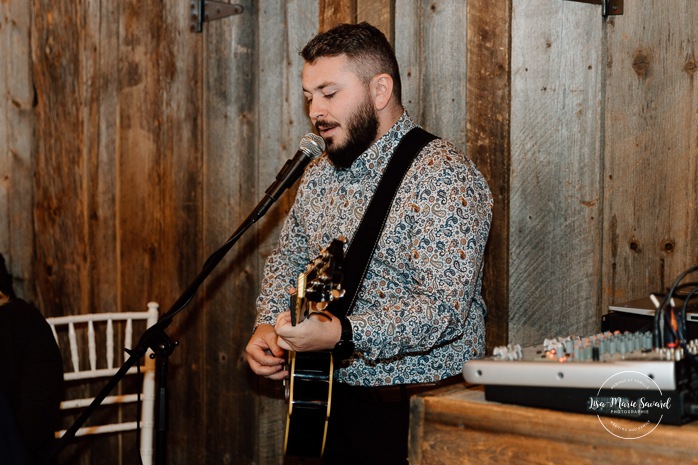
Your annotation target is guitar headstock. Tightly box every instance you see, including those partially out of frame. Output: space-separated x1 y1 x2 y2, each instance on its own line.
291 236 346 326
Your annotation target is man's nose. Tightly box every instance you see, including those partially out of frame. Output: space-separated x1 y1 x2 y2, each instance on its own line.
308 99 326 120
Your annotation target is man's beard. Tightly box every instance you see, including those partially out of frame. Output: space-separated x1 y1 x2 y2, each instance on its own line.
319 98 379 169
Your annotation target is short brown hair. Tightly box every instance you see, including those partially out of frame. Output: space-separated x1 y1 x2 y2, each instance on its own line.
301 22 402 106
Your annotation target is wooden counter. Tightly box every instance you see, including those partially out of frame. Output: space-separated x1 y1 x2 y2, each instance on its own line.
409 385 698 464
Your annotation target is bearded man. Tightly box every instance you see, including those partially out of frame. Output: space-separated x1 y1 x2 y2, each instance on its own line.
245 22 492 465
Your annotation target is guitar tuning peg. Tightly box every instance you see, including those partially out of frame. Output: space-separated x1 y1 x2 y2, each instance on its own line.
332 289 346 300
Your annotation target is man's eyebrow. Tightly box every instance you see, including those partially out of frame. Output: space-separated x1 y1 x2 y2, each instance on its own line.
302 81 336 93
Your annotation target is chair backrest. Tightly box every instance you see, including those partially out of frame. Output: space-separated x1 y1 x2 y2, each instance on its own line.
46 302 159 465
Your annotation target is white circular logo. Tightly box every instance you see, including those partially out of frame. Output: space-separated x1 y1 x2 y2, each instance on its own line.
589 370 670 439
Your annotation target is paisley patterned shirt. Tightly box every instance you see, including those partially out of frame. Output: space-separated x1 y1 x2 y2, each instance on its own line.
255 112 492 386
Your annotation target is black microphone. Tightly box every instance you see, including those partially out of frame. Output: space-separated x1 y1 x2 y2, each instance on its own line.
250 133 325 222
265 133 325 201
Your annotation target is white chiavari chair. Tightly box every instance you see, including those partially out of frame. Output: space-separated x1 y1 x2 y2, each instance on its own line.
46 302 159 465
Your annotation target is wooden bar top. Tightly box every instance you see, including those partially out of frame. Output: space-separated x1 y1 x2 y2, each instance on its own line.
409 384 698 465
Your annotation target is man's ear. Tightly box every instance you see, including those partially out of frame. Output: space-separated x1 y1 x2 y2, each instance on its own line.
370 73 394 111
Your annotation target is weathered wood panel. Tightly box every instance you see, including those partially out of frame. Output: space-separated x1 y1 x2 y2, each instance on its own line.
113 0 202 460
319 0 356 31
410 388 698 465
0 0 35 301
29 0 203 463
31 0 88 316
466 0 511 351
254 3 320 465
197 2 255 460
31 2 119 463
357 0 393 37
15 1 698 464
509 0 603 345
320 0 393 32
148 0 206 463
395 0 468 149
84 0 119 322
198 1 297 464
602 0 698 307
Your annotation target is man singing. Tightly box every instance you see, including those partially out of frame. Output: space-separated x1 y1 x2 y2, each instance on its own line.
246 22 492 465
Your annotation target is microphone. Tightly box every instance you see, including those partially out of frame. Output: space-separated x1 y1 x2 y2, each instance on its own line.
250 133 325 222
265 133 325 201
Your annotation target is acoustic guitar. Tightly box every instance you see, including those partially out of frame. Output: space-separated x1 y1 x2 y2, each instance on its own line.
283 237 346 457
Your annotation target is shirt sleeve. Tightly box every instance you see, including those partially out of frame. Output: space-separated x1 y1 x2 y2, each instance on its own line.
254 194 310 328
349 141 493 361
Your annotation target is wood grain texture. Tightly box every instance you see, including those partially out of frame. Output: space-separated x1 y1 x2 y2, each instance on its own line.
84 0 119 320
319 0 356 31
30 1 126 463
358 0 394 39
411 388 698 464
154 0 206 463
0 0 35 301
395 0 468 149
509 0 603 346
9 0 698 464
602 0 698 307
394 0 424 115
116 0 167 313
32 0 88 316
30 0 204 463
466 0 511 351
201 2 320 464
199 1 258 463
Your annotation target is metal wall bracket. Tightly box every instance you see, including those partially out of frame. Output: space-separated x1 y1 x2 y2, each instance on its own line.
190 1 244 33
565 0 623 16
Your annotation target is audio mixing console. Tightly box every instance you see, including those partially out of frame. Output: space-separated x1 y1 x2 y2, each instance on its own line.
462 331 698 425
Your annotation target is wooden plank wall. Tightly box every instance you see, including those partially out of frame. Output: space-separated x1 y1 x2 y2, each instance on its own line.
602 0 698 305
2 0 697 463
28 0 204 462
0 0 34 301
509 0 604 345
200 3 320 463
509 0 698 346
466 0 511 352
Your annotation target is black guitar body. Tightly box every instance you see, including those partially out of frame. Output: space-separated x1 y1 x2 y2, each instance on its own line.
283 237 345 458
284 350 334 457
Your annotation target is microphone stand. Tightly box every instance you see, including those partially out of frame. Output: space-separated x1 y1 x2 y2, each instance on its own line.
51 168 301 464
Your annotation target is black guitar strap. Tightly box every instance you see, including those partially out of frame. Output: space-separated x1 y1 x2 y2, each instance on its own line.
332 127 438 319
